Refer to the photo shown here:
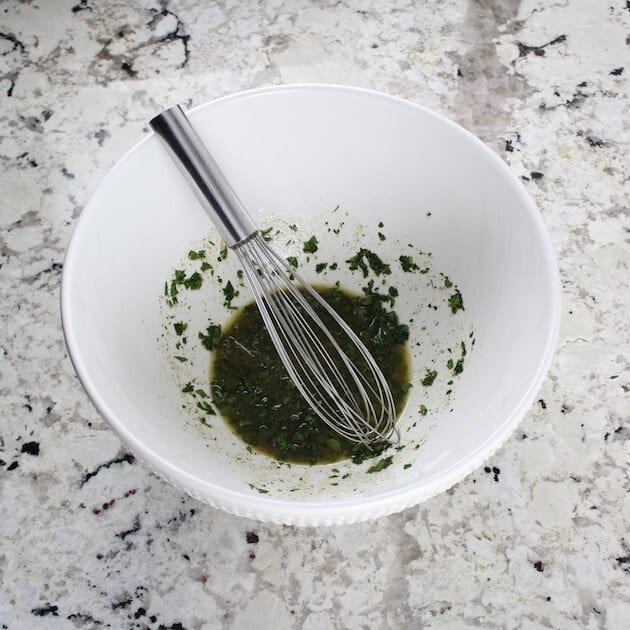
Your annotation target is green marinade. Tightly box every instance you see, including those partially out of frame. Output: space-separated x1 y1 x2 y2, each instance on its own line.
211 285 411 465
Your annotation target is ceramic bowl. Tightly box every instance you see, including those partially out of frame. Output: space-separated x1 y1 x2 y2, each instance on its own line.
61 85 560 525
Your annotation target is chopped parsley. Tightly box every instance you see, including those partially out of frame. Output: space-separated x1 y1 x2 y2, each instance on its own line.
403 463 412 470
422 369 438 386
173 322 187 336
443 275 453 288
182 382 194 394
222 280 239 309
260 227 273 242
448 289 465 314
174 355 188 363
303 236 319 253
183 272 202 290
419 404 428 416
378 232 386 241
399 255 419 272
367 456 393 473
315 262 328 274
454 359 464 375
188 249 205 260
197 401 216 414
199 324 221 351
346 248 391 277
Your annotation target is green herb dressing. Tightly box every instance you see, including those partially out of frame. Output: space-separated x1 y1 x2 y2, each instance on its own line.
211 285 411 465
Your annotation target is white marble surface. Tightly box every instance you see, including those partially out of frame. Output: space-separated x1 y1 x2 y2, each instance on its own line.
1 0 629 627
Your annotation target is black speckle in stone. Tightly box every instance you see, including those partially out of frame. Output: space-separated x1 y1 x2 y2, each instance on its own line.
79 452 135 487
530 171 544 180
484 466 491 473
604 432 610 441
7 461 18 471
71 0 92 12
610 67 624 75
134 607 146 619
533 560 544 572
246 531 259 544
21 441 39 456
121 61 138 77
577 80 587 87
112 598 132 610
32 604 58 617
587 136 605 147
538 398 547 409
492 466 500 482
505 139 513 152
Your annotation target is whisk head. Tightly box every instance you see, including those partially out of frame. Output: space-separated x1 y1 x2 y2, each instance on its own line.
233 233 399 446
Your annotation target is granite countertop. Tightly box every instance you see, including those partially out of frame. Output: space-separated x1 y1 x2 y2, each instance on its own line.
1 0 628 627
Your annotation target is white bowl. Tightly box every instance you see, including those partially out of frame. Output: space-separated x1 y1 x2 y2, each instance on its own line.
61 85 560 526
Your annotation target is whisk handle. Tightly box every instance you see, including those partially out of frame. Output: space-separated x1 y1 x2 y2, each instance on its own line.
150 105 257 247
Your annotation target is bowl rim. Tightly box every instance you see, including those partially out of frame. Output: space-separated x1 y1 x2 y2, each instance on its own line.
61 83 561 525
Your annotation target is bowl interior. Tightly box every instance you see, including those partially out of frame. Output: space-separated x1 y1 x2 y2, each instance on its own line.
62 85 558 524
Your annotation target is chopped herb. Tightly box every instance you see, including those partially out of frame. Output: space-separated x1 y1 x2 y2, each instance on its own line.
182 382 194 394
346 248 391 277
426 211 432 217
188 249 205 260
367 456 393 473
378 221 384 228
222 281 239 309
419 404 428 416
199 324 221 351
422 369 438 386
401 382 413 393
403 463 412 470
195 389 208 398
248 484 269 494
399 255 419 272
260 227 273 242
329 262 338 271
164 282 168 296
315 262 328 274
378 232 386 241
448 290 465 314
454 359 464 375
289 223 298 231
286 256 298 268
447 358 454 369
303 236 319 253
173 322 188 336
183 272 202 290
237 269 244 280
174 356 188 363
197 401 216 414
444 276 453 288
461 341 467 356
217 244 228 261
200 261 213 272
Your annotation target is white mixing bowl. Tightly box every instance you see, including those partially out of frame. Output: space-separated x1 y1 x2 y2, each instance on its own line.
61 85 560 526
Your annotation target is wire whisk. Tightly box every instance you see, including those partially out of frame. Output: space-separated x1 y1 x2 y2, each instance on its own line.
150 106 399 446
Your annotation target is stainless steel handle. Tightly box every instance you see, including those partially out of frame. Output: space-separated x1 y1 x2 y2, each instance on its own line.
149 105 257 247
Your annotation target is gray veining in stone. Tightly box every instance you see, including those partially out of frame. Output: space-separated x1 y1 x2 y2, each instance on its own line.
0 0 628 628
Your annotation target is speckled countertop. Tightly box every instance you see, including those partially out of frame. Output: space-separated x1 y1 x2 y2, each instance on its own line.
0 1 628 628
